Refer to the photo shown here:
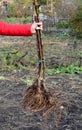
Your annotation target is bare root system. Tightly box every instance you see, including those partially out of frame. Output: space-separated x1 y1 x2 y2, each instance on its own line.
21 79 64 119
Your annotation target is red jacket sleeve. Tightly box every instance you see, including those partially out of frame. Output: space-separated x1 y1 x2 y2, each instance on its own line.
0 21 33 36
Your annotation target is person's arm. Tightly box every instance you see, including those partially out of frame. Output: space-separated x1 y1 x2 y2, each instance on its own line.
0 21 42 36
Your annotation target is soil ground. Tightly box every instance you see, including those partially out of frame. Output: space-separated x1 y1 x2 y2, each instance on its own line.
0 36 82 130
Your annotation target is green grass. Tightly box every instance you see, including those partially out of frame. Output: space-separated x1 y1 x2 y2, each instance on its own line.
0 44 82 74
22 78 33 85
46 64 82 75
2 17 16 23
0 76 5 80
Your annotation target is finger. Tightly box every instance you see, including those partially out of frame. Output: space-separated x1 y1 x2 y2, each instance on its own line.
37 22 42 26
36 26 43 31
37 22 43 30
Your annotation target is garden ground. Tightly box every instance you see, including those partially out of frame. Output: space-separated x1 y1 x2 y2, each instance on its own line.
0 35 82 130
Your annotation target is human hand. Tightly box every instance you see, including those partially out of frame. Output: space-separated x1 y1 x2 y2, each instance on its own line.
31 22 43 34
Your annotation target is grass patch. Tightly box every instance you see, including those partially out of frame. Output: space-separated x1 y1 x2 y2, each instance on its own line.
0 76 5 80
46 64 82 75
22 78 33 85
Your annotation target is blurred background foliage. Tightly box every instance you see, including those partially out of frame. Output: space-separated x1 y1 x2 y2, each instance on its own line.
0 0 82 73
0 0 81 38
70 5 82 38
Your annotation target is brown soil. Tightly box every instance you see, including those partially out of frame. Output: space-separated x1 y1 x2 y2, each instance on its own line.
0 70 82 130
0 36 82 130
